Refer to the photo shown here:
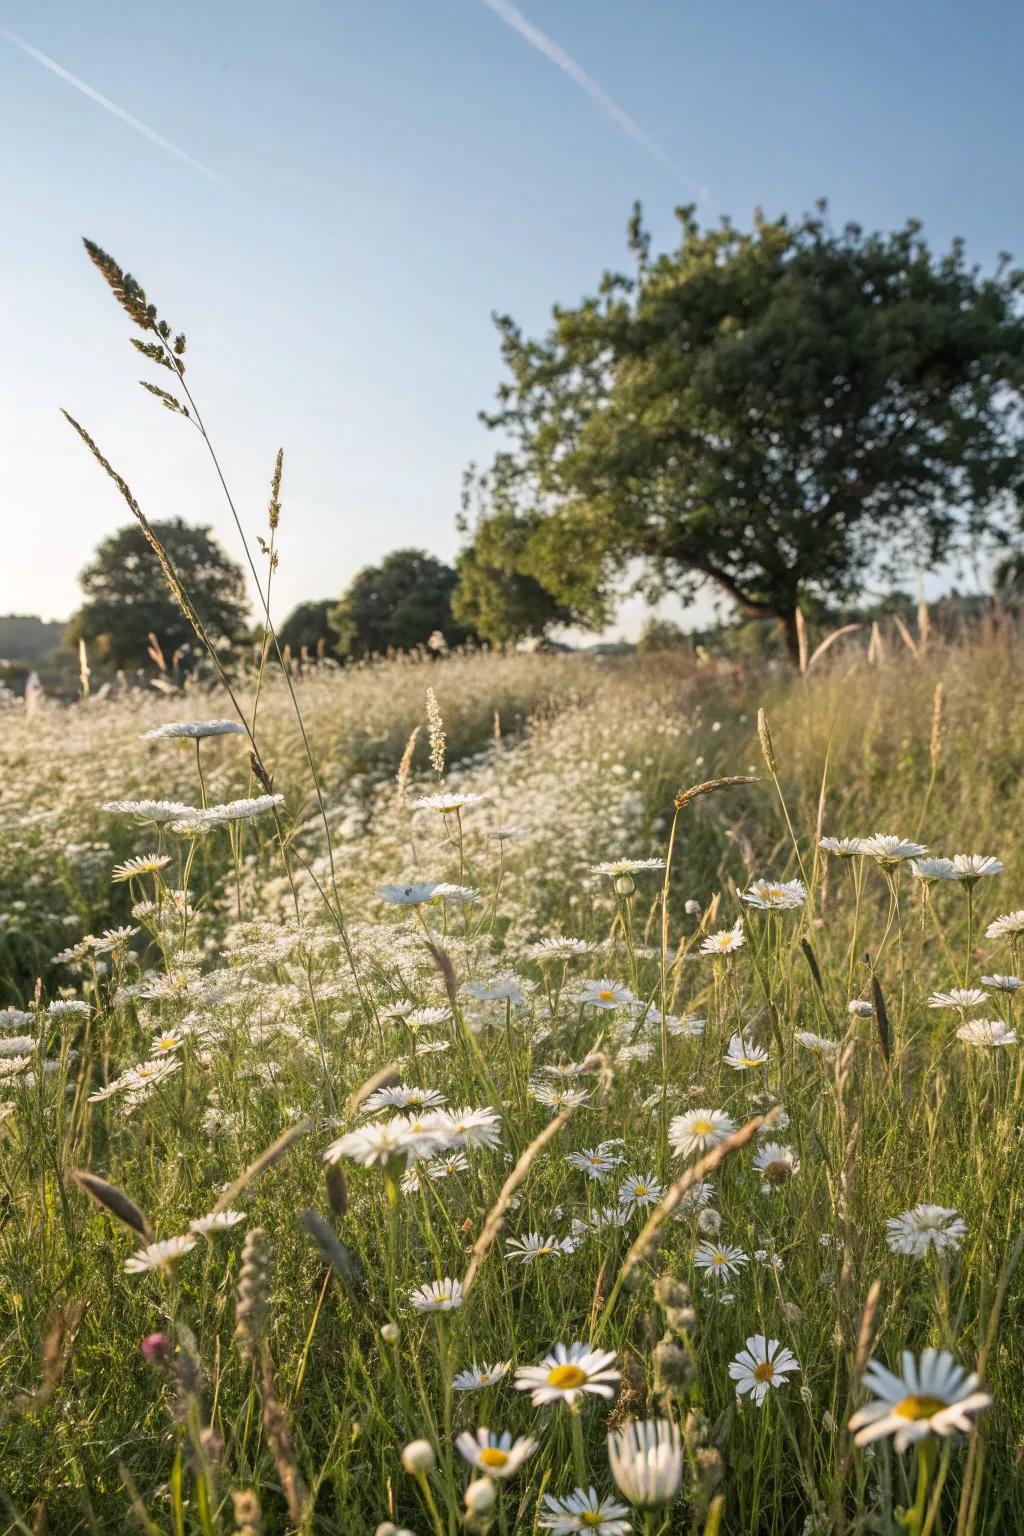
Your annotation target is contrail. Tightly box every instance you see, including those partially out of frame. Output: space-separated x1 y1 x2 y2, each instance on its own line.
479 0 709 199
1 27 225 184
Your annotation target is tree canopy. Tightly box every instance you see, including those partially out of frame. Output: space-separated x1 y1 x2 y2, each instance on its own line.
277 599 338 658
471 203 1024 660
452 506 577 643
329 549 471 658
67 518 248 669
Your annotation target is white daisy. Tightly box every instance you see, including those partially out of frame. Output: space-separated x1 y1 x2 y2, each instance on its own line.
189 1209 246 1234
361 1084 447 1114
819 837 864 858
724 1032 768 1071
408 1277 464 1312
413 791 486 813
928 988 987 1010
885 1205 966 1257
694 1242 748 1281
795 1030 841 1059
525 937 593 962
849 1348 990 1452
728 1335 800 1405
700 922 745 956
539 1487 631 1534
911 858 957 882
956 1018 1017 1047
454 1427 537 1479
980 973 1024 991
752 1142 800 1192
452 1362 512 1391
578 979 637 1010
565 1145 627 1180
986 910 1024 940
858 834 928 867
505 1232 569 1263
514 1342 620 1407
606 1419 683 1508
669 1108 736 1157
949 854 1003 885
741 878 807 911
617 1172 664 1211
378 882 444 905
591 858 665 877
124 1235 197 1273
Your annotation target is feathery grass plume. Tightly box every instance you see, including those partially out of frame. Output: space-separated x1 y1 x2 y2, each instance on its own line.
396 726 421 807
426 686 446 777
70 1170 153 1242
82 239 156 331
325 1162 348 1218
211 1118 312 1214
868 971 891 1065
425 939 459 1013
298 1209 365 1297
892 611 920 658
261 1353 309 1526
231 1490 262 1536
807 623 861 671
918 591 931 653
795 605 809 674
348 1063 402 1116
756 708 776 773
234 1228 270 1363
674 774 758 811
867 620 884 665
462 1107 575 1296
146 632 167 672
267 449 283 533
138 380 190 419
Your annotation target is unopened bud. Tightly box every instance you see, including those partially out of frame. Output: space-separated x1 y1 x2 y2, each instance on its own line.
653 1333 694 1394
697 1207 721 1236
381 1323 400 1344
465 1478 497 1514
401 1439 435 1475
614 873 636 898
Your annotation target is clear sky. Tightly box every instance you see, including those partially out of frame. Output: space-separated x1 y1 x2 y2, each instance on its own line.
2 0 1022 637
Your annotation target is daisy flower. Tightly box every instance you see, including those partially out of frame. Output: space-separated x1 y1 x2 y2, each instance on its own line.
956 1018 1017 1047
505 1232 569 1263
728 1336 800 1405
986 910 1024 940
911 858 957 882
753 1142 800 1192
428 882 480 904
849 1348 990 1451
361 1084 447 1114
928 988 987 1010
885 1205 966 1257
858 834 928 868
669 1108 736 1158
408 1277 464 1312
741 878 807 911
526 937 593 962
578 979 636 1010
441 1106 502 1150
665 1012 706 1037
514 1342 620 1407
949 854 1003 885
591 858 665 877
694 1242 748 1281
124 1235 197 1274
724 1032 768 1070
795 1030 841 1059
530 1083 591 1112
101 799 195 823
378 882 444 905
606 1419 683 1508
819 836 864 858
618 1172 664 1212
980 974 1023 991
700 923 745 956
565 1145 626 1180
454 1427 537 1479
189 1210 246 1235
452 1362 512 1391
539 1487 631 1534
112 854 172 883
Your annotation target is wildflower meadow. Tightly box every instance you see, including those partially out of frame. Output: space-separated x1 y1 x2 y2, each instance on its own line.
2 618 1024 1535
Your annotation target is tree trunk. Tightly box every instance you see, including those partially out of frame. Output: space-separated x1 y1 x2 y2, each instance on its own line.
780 607 801 668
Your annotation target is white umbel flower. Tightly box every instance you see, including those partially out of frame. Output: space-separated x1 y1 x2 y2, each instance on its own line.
140 720 245 740
728 1335 800 1405
885 1205 966 1257
514 1341 620 1406
606 1419 683 1508
848 1348 990 1451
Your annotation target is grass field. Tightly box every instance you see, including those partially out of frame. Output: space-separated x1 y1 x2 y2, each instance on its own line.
2 627 1024 1534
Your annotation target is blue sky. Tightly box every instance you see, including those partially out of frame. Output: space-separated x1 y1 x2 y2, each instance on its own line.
2 0 1022 636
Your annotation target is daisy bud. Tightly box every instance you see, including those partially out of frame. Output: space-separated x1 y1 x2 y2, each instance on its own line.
614 874 636 898
665 1304 697 1336
654 1274 691 1310
381 1323 400 1344
685 899 701 915
464 1478 497 1514
375 1525 398 1536
697 1208 721 1236
401 1439 436 1475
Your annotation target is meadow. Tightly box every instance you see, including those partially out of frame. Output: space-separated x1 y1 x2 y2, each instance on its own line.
1 626 1023 1534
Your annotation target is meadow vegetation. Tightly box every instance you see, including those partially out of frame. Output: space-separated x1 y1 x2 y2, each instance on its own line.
2 624 1024 1534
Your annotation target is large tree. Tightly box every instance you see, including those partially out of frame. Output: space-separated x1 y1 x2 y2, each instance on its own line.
329 549 471 658
475 204 1024 661
452 505 577 643
67 518 248 669
277 599 338 658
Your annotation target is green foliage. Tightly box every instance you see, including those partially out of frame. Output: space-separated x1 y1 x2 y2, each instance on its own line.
477 203 1024 661
66 517 249 670
636 616 691 654
277 599 338 658
0 614 65 661
329 548 471 658
452 504 578 642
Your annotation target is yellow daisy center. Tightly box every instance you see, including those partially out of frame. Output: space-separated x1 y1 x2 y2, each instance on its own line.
768 887 787 901
479 1447 509 1468
547 1363 588 1389
581 1516 605 1529
894 1394 948 1420
753 1361 775 1383
598 990 616 1002
691 1119 713 1135
633 1185 649 1197
763 1160 791 1184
